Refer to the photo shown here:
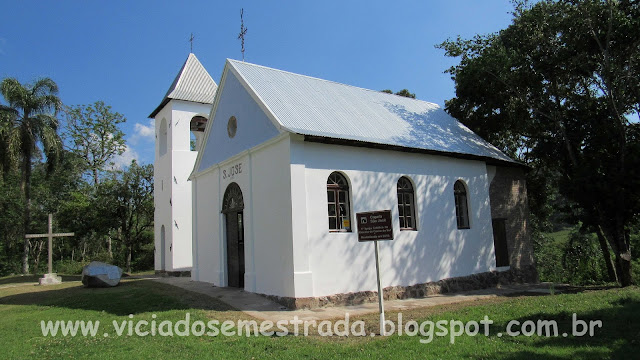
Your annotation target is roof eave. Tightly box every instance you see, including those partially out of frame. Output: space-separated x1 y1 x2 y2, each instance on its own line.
302 134 527 169
148 98 170 118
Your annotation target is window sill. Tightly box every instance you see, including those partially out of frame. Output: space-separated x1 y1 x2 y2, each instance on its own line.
400 228 417 231
329 230 352 233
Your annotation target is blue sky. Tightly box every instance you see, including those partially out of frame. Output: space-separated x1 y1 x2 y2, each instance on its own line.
0 1 515 166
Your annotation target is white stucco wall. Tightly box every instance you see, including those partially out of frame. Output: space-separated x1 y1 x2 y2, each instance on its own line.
191 168 220 283
192 135 295 297
154 100 211 272
191 68 295 296
197 69 280 172
249 136 294 296
290 138 496 298
154 105 172 272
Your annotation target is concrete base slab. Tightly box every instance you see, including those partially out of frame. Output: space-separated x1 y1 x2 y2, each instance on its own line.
152 277 554 323
153 277 287 313
155 270 191 277
39 273 62 285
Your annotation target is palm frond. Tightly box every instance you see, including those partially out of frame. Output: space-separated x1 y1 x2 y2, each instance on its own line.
5 126 22 171
34 113 60 131
33 94 62 115
1 78 29 110
0 77 62 178
39 123 62 174
31 78 59 97
0 105 17 136
0 104 18 117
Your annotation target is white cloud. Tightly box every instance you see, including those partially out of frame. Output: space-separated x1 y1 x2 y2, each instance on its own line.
135 119 155 138
130 119 155 145
110 145 139 170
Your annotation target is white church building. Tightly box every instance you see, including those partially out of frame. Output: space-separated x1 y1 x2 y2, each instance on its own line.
152 55 536 308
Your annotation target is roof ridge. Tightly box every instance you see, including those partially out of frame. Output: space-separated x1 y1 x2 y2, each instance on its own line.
227 59 439 108
171 55 189 95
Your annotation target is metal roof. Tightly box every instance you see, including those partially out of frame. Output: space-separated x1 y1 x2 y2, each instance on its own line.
149 53 218 118
227 59 515 164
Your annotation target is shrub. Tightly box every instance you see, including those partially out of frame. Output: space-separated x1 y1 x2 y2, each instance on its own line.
131 243 154 272
535 226 611 285
0 258 22 277
533 231 566 284
562 230 609 285
54 260 88 275
90 250 116 264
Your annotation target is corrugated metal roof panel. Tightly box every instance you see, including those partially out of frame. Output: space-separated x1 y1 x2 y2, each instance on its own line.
149 53 217 118
228 60 514 163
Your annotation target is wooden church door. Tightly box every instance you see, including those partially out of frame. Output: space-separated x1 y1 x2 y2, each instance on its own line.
222 183 245 288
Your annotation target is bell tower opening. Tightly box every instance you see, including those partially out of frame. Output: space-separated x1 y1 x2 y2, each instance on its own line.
190 115 208 151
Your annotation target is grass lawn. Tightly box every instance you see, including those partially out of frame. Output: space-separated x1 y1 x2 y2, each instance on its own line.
0 278 638 359
546 228 572 244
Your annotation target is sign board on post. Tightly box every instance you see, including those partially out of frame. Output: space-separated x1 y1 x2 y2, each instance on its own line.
356 210 394 242
356 210 394 336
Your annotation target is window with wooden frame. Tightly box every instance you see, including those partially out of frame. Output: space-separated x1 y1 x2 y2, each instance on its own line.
397 176 417 230
327 172 351 231
454 180 470 229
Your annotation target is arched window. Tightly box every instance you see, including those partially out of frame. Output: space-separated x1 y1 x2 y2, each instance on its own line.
160 225 166 270
397 176 416 230
159 118 168 157
454 180 470 229
222 182 244 213
327 172 351 231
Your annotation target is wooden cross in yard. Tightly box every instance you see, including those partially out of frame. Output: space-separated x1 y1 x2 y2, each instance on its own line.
25 213 74 285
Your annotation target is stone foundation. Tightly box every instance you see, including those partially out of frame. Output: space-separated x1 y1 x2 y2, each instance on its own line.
263 266 538 310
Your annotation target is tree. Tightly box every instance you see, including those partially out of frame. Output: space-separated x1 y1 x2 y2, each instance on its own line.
97 161 154 273
28 150 85 271
0 104 18 176
0 78 62 274
64 101 126 185
0 171 25 274
381 89 417 98
438 0 639 286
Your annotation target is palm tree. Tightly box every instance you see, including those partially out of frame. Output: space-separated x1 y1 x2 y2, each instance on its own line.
0 78 62 274
0 104 18 175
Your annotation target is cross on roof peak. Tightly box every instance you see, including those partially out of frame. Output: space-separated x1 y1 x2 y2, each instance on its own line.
238 8 248 61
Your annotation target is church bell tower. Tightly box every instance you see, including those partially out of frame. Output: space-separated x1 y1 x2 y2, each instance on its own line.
149 53 217 274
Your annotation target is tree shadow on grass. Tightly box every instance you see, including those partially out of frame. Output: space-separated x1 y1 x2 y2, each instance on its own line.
0 274 82 285
473 293 640 360
0 279 236 316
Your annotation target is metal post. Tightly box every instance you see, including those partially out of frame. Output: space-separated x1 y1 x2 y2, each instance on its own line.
48 213 53 274
374 240 386 335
